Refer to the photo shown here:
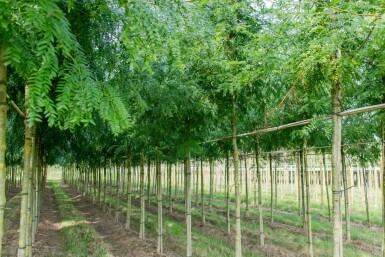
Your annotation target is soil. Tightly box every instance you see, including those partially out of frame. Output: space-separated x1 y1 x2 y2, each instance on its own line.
63 184 180 257
33 185 66 257
2 188 21 257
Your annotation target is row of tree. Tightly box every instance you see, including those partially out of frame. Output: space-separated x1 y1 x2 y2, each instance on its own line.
1 1 385 257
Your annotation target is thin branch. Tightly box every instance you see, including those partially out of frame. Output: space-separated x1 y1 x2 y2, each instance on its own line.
6 94 25 118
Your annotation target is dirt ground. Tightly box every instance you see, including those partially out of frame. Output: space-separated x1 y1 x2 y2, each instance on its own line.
63 184 180 257
33 185 66 257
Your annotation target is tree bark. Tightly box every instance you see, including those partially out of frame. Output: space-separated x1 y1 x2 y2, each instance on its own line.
255 141 264 246
140 153 145 239
18 85 32 257
226 151 230 234
156 152 163 254
0 47 9 257
209 158 213 210
245 156 249 216
185 154 192 257
201 158 205 225
269 153 274 224
323 152 331 222
125 146 132 230
300 150 306 228
381 121 385 257
303 139 313 257
362 164 370 227
341 148 351 241
231 93 242 257
331 79 343 257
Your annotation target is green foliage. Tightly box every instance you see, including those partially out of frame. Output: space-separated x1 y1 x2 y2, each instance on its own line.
1 0 98 128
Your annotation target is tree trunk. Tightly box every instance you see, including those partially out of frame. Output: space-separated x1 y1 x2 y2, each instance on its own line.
331 79 343 257
321 155 324 210
26 126 36 257
297 152 302 216
231 93 242 257
140 153 145 239
185 154 192 257
245 156 249 216
115 165 120 222
156 152 163 254
125 146 132 230
147 158 151 206
381 121 385 257
303 140 313 257
201 158 205 225
168 163 172 213
300 150 306 228
269 153 274 224
18 85 33 257
226 152 230 234
274 160 278 209
323 152 331 222
103 160 107 212
341 148 351 241
255 141 264 246
362 165 370 227
209 158 213 210
0 47 9 257
195 160 199 207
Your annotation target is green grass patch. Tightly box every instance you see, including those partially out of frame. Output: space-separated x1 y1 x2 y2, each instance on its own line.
49 181 112 257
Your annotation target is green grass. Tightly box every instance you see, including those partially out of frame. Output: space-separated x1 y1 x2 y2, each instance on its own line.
88 184 262 257
67 180 383 257
167 191 381 257
49 181 112 257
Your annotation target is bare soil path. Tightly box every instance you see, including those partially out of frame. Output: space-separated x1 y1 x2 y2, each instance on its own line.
33 185 66 257
63 184 180 257
2 192 20 257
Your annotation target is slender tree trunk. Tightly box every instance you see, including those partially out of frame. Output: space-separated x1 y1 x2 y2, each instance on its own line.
269 153 274 224
381 121 385 257
26 126 36 257
168 163 172 213
201 158 205 225
98 167 101 207
255 141 264 246
274 160 278 209
185 154 192 257
300 150 306 228
323 152 331 222
362 165 370 227
115 165 120 222
331 79 343 257
0 47 9 257
209 158 213 210
297 152 302 215
231 93 242 257
147 158 151 206
321 155 324 210
103 160 107 212
125 146 132 230
226 152 230 234
156 152 163 254
18 85 33 257
303 140 313 257
140 153 145 239
245 156 249 216
341 148 351 241
195 160 199 207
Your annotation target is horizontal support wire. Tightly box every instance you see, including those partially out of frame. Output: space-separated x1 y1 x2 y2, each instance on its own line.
204 103 385 144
